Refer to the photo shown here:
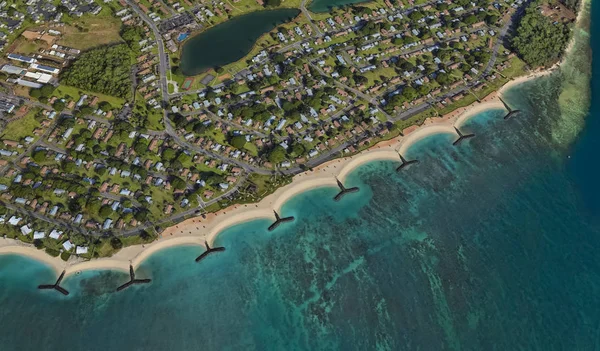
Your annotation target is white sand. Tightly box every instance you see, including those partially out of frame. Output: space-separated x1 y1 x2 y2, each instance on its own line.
0 62 565 276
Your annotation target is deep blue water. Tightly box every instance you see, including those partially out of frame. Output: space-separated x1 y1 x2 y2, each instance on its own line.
0 2 596 350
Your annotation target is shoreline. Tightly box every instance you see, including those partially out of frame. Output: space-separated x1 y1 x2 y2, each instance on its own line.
180 8 302 77
0 61 564 279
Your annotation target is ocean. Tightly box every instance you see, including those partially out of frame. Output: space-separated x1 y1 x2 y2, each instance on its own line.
0 2 596 350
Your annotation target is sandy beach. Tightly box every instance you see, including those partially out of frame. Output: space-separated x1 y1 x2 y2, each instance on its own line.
0 61 564 278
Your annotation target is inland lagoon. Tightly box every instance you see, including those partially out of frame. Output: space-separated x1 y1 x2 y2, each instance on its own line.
180 9 300 76
0 1 598 350
308 0 370 13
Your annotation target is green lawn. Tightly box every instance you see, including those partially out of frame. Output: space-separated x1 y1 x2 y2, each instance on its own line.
1 108 41 141
57 7 124 50
54 84 126 109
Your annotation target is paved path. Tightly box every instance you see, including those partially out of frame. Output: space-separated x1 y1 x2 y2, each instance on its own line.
126 0 170 105
300 0 322 36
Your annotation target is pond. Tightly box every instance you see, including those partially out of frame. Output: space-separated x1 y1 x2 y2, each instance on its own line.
308 0 370 13
180 9 300 76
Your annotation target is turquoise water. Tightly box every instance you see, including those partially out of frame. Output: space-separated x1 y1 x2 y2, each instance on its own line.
0 2 597 350
180 9 300 76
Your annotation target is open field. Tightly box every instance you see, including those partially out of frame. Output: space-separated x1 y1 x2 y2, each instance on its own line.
57 8 124 50
1 108 41 141
53 84 126 109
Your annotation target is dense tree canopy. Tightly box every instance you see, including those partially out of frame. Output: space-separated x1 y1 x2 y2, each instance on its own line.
560 0 580 11
229 135 247 150
268 145 287 164
511 4 571 67
264 0 281 7
61 44 133 99
120 25 145 50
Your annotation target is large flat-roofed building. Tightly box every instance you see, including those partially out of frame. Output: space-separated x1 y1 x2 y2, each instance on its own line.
7 53 36 64
24 71 53 83
12 78 43 89
30 63 60 75
1 64 26 75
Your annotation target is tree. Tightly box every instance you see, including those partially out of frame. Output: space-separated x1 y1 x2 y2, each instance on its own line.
139 230 152 241
417 85 430 95
29 88 42 98
134 209 149 222
436 72 452 85
133 139 148 155
68 196 85 212
463 14 478 25
60 44 133 99
485 14 499 25
268 145 286 164
338 66 352 77
62 160 75 173
53 100 66 112
408 11 424 21
98 101 112 112
353 74 368 85
230 135 247 150
263 0 281 7
392 37 404 45
77 105 94 116
401 86 418 100
40 84 55 97
510 4 570 67
291 143 305 157
110 236 123 249
176 152 191 164
31 150 46 163
86 198 101 214
560 0 580 11
205 90 217 99
170 176 186 190
120 25 145 50
99 205 113 217
162 148 177 161
172 66 183 75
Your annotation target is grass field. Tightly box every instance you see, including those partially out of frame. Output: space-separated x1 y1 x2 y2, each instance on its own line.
54 84 126 108
57 8 124 51
1 108 41 141
11 37 45 55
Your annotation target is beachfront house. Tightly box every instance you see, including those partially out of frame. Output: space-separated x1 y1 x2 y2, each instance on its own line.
20 224 32 235
49 229 63 239
8 216 22 225
62 240 74 251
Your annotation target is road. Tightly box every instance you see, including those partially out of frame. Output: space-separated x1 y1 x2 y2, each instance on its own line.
389 5 523 123
308 61 393 120
164 117 275 175
0 2 528 239
119 174 248 237
126 0 170 105
300 0 322 37
1 201 87 235
0 92 52 111
0 116 60 175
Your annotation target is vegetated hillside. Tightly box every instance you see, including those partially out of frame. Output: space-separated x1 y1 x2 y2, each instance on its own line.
61 44 133 99
560 0 580 11
511 2 572 68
